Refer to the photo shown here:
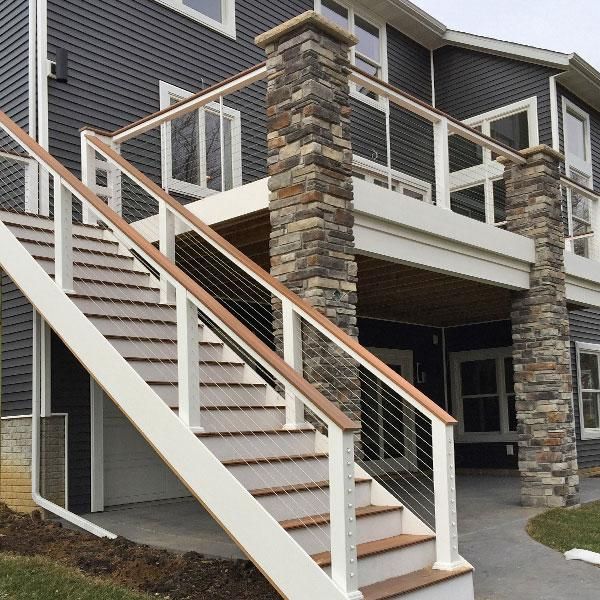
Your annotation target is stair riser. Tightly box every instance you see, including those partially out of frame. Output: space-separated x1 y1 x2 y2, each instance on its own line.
256 480 372 521
200 430 316 461
129 360 247 385
199 408 285 433
9 226 119 253
71 297 173 319
24 241 137 270
385 572 474 600
37 258 152 287
0 211 109 240
152 383 271 408
288 510 403 556
88 317 200 339
109 338 226 362
228 457 329 489
323 540 436 588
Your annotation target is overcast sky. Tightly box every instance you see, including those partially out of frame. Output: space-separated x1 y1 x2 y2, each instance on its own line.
411 1 600 71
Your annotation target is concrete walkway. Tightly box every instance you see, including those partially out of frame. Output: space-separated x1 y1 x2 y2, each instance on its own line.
84 476 600 598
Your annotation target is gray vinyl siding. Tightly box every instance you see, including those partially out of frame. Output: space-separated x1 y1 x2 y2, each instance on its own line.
569 310 600 469
0 0 29 129
433 46 559 146
1 274 33 416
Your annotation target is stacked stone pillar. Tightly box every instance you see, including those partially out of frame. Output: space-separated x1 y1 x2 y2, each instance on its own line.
255 13 360 418
503 146 580 507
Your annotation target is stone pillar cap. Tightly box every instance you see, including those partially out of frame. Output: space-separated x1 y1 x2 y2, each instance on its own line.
497 144 565 164
255 10 358 48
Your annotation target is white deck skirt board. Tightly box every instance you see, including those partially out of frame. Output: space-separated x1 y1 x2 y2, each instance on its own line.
131 178 269 243
353 179 535 290
565 252 600 308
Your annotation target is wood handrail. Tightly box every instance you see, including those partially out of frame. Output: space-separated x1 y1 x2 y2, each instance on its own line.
561 175 600 202
87 135 456 426
0 110 359 432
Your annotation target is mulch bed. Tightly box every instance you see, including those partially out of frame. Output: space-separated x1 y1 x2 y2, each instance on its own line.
0 504 281 599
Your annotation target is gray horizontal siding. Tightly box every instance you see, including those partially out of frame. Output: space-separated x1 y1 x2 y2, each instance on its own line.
0 0 29 130
433 46 559 146
569 309 600 469
1 274 33 416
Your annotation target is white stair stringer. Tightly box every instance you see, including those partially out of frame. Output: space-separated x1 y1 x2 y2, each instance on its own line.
0 218 360 600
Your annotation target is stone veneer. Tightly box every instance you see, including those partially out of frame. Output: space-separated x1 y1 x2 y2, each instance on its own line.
256 12 361 417
503 146 580 507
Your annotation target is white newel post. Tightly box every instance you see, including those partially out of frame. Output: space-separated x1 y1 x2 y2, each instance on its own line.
433 117 451 209
24 159 40 214
158 199 176 304
328 426 362 600
176 284 202 432
431 420 463 570
80 130 99 225
106 141 122 217
281 298 305 428
53 177 74 292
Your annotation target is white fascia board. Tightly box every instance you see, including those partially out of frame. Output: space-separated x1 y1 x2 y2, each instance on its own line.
565 252 600 308
353 179 534 289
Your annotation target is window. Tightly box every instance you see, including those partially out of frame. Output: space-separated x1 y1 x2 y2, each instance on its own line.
450 348 517 442
160 81 242 199
576 343 600 438
352 155 432 203
153 0 235 37
316 0 387 108
448 97 539 225
563 99 594 258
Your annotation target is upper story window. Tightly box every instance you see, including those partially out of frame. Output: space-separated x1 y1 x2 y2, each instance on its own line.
562 99 593 258
576 343 600 439
154 0 235 38
448 97 538 225
159 81 242 199
315 0 387 109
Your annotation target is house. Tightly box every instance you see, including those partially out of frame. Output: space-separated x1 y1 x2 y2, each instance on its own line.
1 0 599 597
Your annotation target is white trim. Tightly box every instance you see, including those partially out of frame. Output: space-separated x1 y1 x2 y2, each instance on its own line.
449 346 518 443
28 0 37 139
562 97 592 177
35 0 49 216
159 80 242 199
575 342 600 440
430 49 436 107
151 0 235 38
90 380 104 513
549 75 560 152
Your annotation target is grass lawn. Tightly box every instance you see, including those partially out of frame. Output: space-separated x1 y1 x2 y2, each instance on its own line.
527 500 600 554
0 554 152 600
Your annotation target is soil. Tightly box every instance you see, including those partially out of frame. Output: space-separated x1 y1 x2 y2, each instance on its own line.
0 504 281 599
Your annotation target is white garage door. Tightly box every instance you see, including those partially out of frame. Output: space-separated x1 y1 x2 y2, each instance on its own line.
103 396 189 506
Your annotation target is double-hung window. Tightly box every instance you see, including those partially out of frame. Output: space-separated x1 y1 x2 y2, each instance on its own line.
563 98 594 258
448 97 538 225
159 81 242 199
576 343 600 439
315 0 387 109
153 0 236 38
450 348 517 442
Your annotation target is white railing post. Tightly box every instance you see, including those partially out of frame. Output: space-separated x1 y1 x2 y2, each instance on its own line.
159 199 176 304
81 130 99 225
24 159 39 214
176 284 202 432
53 176 74 292
328 426 362 599
432 420 463 570
106 141 123 217
434 117 451 209
281 298 305 429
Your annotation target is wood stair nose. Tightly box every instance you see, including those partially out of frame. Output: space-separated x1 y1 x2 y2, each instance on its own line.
222 452 328 467
312 534 435 568
249 477 372 498
280 504 402 531
360 565 474 600
196 426 314 438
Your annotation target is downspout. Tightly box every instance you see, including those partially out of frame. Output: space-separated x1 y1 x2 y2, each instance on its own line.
36 0 49 215
31 312 115 537
28 0 37 139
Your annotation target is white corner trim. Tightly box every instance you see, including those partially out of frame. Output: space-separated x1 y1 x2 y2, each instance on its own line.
151 0 236 38
430 49 436 107
549 75 560 152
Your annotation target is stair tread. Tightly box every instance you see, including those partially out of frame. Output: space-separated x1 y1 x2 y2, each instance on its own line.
250 477 371 498
281 504 402 531
12 233 119 249
222 452 328 467
86 314 180 324
127 357 242 366
0 209 108 232
196 427 313 438
36 254 144 273
151 381 266 388
360 565 473 600
312 534 435 568
68 294 175 308
106 334 221 346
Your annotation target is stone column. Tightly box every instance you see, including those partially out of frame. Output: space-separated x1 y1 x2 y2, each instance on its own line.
503 146 580 507
256 13 361 418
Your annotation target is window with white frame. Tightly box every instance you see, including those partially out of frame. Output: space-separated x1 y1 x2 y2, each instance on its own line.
153 0 235 37
576 343 600 438
448 97 538 225
563 99 594 257
450 348 517 442
315 0 387 108
352 156 432 203
159 81 242 199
